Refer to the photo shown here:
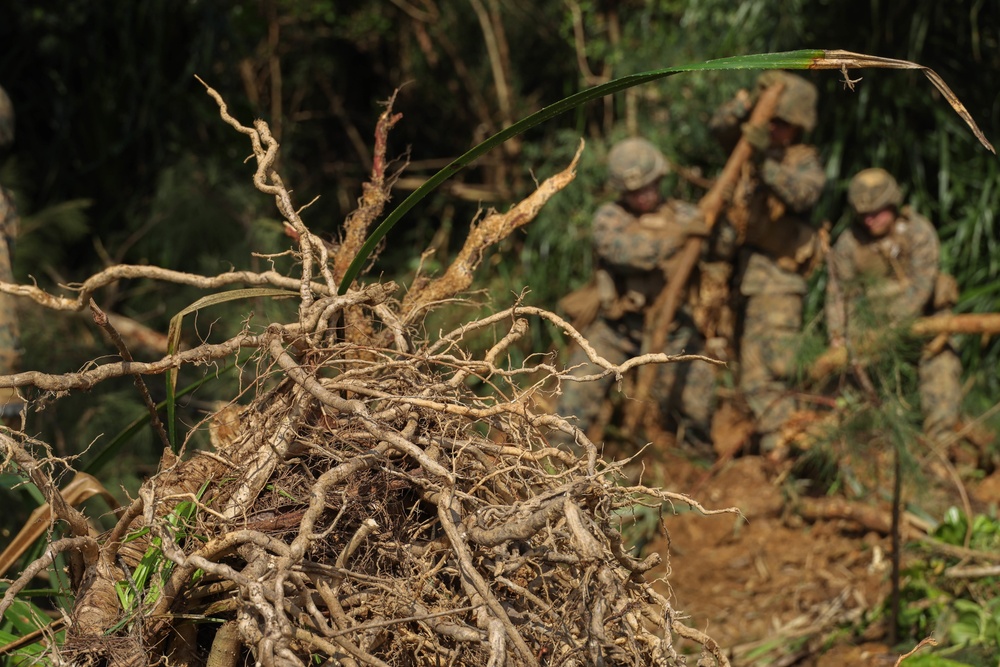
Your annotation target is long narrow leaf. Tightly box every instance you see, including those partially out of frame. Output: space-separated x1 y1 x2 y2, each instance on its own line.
85 362 236 474
164 288 295 451
337 49 993 294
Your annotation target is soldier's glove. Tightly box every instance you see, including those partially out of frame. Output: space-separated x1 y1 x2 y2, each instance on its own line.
740 122 770 153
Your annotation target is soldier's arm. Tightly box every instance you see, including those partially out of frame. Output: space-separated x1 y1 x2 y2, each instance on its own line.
760 145 826 213
887 216 940 321
709 89 751 152
591 203 683 272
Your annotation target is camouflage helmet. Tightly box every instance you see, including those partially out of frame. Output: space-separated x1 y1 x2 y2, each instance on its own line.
607 137 668 192
756 71 818 132
0 85 12 147
848 168 903 214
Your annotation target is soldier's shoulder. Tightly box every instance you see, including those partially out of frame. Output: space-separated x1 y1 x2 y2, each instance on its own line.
895 207 939 252
900 206 936 234
593 201 631 226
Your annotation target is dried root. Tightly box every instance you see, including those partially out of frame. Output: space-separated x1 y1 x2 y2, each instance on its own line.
0 85 734 667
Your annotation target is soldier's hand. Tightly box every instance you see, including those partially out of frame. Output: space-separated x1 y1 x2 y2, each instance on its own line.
637 210 669 230
733 88 751 111
740 122 770 152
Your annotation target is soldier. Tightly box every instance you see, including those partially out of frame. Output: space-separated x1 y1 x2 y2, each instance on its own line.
826 168 962 441
0 84 24 419
710 71 826 454
554 137 716 449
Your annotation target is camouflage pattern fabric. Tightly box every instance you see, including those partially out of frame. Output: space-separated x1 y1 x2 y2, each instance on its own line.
554 198 716 446
607 137 669 192
711 96 826 448
826 206 961 440
592 199 705 273
848 167 903 214
755 71 818 132
826 207 939 339
590 199 707 317
734 144 825 284
739 293 802 437
919 341 962 441
557 314 715 443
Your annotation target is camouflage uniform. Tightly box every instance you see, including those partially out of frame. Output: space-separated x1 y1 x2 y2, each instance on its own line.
556 138 717 445
710 71 826 450
0 85 22 417
826 168 961 441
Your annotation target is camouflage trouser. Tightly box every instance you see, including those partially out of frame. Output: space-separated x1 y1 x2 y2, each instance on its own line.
739 292 803 444
919 344 962 442
553 314 716 445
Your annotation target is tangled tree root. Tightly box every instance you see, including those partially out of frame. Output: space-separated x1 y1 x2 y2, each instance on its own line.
0 85 734 667
1 296 734 666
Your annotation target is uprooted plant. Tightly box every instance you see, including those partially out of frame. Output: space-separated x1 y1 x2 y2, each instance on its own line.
0 85 734 667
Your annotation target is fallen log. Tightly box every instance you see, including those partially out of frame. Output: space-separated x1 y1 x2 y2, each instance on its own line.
811 313 1000 380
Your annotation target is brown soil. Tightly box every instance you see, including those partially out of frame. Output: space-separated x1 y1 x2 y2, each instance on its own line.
642 452 896 665
624 428 1000 667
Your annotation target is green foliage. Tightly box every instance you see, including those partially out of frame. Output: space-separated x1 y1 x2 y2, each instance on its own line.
933 508 1000 551
115 481 207 617
0 597 67 664
905 655 993 667
896 509 1000 662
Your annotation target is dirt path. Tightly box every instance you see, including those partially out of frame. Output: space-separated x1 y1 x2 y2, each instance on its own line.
637 438 1000 666
645 454 895 665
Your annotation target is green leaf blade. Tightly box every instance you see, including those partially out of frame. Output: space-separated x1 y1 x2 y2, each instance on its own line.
336 51 825 294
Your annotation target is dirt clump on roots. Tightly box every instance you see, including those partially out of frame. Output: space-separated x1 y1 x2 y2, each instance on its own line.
0 87 735 666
